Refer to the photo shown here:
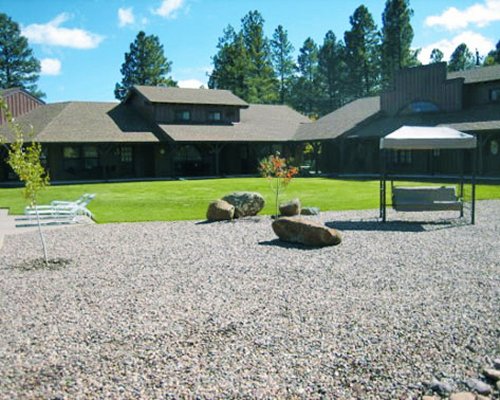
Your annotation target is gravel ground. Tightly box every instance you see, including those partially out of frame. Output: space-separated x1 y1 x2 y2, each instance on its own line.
0 201 499 399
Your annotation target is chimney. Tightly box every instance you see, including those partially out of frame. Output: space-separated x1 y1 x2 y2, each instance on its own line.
476 49 480 66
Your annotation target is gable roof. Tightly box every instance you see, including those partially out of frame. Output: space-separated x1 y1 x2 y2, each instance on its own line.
0 102 162 143
131 85 249 107
159 104 310 142
294 96 381 141
0 87 45 104
447 64 500 84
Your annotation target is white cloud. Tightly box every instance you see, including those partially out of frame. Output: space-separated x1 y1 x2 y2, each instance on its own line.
178 79 205 89
118 7 135 27
425 0 500 30
153 0 185 19
22 13 104 49
40 58 62 75
419 31 494 64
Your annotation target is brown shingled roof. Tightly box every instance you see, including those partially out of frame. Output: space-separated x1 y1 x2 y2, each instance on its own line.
447 64 500 83
132 85 249 107
159 104 310 142
294 96 381 141
0 102 161 143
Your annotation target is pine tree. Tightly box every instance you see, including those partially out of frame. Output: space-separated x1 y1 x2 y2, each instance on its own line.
114 31 176 100
0 13 44 99
381 0 415 86
484 40 500 66
344 5 380 99
448 43 475 72
290 37 320 116
430 48 444 64
208 25 250 100
318 31 346 114
271 25 295 104
240 11 278 103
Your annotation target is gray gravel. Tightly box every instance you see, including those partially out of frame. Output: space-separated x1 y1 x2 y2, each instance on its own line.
1 201 499 399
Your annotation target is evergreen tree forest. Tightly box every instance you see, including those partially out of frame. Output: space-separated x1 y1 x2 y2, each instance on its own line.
208 2 499 118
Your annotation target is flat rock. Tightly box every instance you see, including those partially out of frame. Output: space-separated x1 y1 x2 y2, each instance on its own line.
431 379 453 395
483 368 500 381
301 206 320 216
466 379 492 395
422 396 440 400
279 198 301 216
206 200 235 221
450 392 475 400
222 192 265 218
272 217 341 247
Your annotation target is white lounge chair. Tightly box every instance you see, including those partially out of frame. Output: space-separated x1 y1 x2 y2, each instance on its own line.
17 194 95 225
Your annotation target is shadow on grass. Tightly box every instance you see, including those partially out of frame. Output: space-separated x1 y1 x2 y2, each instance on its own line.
325 218 468 232
258 239 326 251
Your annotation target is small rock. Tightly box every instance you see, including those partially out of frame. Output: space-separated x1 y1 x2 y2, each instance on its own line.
279 198 301 216
466 379 492 395
483 368 500 381
476 395 491 400
301 206 320 216
431 379 453 395
450 392 475 400
422 396 440 400
272 217 342 247
496 380 500 391
222 192 265 218
493 359 500 369
206 200 235 221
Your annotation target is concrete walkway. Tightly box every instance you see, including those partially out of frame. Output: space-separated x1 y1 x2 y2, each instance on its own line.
0 208 93 250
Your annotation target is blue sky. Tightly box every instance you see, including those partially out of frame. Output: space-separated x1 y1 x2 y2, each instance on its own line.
2 0 500 103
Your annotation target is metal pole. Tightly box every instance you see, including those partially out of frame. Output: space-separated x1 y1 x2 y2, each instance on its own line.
460 149 464 218
471 146 477 224
380 149 387 222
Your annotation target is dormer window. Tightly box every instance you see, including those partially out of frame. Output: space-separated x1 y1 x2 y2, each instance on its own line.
175 110 191 122
400 101 440 115
208 111 222 122
490 88 500 102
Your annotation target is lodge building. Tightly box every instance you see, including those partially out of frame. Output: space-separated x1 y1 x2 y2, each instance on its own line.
0 62 499 183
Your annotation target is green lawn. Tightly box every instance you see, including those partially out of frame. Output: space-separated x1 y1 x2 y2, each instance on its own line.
1 177 499 223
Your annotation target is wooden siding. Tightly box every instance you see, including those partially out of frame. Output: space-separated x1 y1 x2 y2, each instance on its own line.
381 63 463 116
0 89 43 124
463 81 500 107
153 104 240 124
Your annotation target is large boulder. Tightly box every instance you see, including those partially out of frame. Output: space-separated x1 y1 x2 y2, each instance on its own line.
272 217 342 247
206 200 235 221
222 192 265 218
279 198 301 216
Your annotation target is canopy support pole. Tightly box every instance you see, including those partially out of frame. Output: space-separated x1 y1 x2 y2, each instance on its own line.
471 145 477 224
380 149 387 222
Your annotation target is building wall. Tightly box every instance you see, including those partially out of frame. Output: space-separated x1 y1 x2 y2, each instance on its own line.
154 104 240 124
0 89 44 124
381 63 463 116
463 81 500 107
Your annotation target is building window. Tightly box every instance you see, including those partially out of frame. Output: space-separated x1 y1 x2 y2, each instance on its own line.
83 145 99 170
175 110 191 122
120 146 133 163
392 150 412 165
63 146 79 159
490 140 499 156
490 88 500 102
401 101 439 114
208 111 222 122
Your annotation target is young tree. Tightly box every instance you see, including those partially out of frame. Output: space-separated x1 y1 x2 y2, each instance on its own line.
0 97 50 263
291 38 320 116
318 31 346 114
381 0 415 86
208 25 250 100
448 43 475 71
240 11 278 103
271 25 295 104
114 31 176 100
344 5 380 99
0 13 44 99
430 48 444 64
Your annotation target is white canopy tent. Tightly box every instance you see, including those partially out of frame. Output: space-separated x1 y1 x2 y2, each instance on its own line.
379 126 478 224
380 126 477 150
